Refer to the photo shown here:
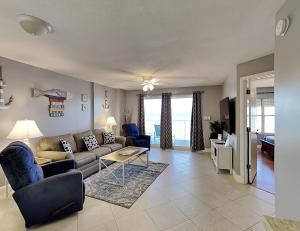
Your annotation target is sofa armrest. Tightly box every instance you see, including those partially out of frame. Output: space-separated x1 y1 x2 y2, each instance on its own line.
41 159 75 178
13 170 84 227
115 136 126 147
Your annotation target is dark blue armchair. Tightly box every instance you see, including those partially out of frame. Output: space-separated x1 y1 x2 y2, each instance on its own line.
122 123 151 150
0 142 85 228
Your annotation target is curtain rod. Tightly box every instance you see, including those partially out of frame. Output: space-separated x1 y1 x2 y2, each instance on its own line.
136 91 204 97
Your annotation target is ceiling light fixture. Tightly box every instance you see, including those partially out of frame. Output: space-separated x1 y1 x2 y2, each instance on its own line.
17 14 53 36
141 77 159 92
143 83 154 92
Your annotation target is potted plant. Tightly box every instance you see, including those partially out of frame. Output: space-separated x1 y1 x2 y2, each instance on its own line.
209 121 223 139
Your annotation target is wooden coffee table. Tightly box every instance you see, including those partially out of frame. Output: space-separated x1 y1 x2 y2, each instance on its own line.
99 146 149 186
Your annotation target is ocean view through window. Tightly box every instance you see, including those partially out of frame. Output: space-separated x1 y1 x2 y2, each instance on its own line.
144 96 192 147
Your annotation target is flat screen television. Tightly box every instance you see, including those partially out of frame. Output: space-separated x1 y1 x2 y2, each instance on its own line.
220 97 235 134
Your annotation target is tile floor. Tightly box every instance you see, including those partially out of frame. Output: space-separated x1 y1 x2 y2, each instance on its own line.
0 148 274 231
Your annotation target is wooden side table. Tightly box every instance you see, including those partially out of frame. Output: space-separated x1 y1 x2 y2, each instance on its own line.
4 157 51 198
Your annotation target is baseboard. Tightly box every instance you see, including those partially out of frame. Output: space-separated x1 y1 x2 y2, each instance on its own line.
233 169 246 184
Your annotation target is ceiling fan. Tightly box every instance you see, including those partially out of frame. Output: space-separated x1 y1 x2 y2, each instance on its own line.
141 77 160 92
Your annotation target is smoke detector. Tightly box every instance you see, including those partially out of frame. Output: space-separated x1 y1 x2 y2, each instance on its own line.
276 17 290 37
17 14 53 36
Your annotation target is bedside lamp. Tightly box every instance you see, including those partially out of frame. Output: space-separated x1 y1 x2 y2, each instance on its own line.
7 120 43 145
106 116 117 133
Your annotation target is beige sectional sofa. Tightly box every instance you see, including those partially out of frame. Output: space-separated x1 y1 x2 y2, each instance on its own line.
37 129 126 178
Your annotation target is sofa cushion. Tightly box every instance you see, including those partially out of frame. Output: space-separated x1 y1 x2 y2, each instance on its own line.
39 134 77 153
37 151 67 161
101 143 123 152
73 151 96 168
93 129 106 145
73 130 93 152
91 147 111 158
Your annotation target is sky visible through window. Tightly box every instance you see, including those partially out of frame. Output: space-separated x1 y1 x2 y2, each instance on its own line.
144 97 192 144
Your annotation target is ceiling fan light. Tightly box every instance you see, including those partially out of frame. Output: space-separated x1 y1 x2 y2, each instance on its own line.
143 85 148 92
149 84 154 91
17 14 53 36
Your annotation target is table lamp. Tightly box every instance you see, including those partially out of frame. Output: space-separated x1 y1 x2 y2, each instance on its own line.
106 116 117 133
7 120 43 145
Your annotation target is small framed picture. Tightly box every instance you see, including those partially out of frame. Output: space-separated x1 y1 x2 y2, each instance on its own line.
81 94 88 102
82 104 87 112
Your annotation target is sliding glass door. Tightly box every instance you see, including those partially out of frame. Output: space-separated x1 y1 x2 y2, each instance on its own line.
171 96 192 147
144 98 161 144
144 95 192 147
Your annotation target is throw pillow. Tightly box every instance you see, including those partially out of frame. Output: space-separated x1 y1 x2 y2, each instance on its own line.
82 135 99 151
59 139 73 153
103 132 115 144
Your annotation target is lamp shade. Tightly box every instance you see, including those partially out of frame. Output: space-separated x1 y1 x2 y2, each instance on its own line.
106 116 117 126
7 120 43 140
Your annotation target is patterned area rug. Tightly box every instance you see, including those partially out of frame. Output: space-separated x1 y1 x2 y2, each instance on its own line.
84 161 168 208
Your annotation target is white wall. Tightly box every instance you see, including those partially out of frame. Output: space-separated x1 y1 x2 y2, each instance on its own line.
125 86 223 148
275 0 300 220
222 66 237 100
222 54 274 176
0 56 93 186
0 56 124 187
93 83 125 135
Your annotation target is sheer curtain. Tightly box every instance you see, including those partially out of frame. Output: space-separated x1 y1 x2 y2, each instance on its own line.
137 94 145 135
190 91 204 152
160 93 173 149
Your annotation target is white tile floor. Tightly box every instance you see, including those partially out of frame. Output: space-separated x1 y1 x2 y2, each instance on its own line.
0 148 274 231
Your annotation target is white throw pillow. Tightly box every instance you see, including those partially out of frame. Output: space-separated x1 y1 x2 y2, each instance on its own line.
225 135 231 147
82 135 100 151
103 132 115 144
59 139 73 153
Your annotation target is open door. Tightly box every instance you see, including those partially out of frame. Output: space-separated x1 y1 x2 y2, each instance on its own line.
247 80 258 183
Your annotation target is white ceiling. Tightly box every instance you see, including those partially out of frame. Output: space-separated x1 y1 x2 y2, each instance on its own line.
0 0 285 90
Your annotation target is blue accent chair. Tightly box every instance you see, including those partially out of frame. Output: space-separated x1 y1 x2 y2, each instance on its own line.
0 142 85 228
122 123 151 150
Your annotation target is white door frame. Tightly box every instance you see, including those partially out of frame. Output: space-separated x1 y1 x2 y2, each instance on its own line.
239 71 274 184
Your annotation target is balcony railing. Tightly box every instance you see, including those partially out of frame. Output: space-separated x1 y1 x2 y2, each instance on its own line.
145 119 191 146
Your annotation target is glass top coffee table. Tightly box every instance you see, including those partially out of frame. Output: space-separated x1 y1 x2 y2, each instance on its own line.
99 146 149 186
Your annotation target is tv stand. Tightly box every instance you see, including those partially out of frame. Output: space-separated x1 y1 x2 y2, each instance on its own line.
210 139 233 174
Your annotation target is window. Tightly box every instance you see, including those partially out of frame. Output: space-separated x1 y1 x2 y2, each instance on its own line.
254 98 275 133
144 96 192 146
263 98 275 133
171 97 192 146
144 98 161 144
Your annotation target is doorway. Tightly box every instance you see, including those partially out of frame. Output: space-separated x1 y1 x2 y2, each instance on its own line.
241 72 275 194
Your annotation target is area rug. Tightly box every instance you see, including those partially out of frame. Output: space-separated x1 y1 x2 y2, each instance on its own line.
84 161 168 208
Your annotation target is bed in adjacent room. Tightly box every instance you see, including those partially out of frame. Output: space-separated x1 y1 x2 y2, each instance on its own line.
261 135 275 158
